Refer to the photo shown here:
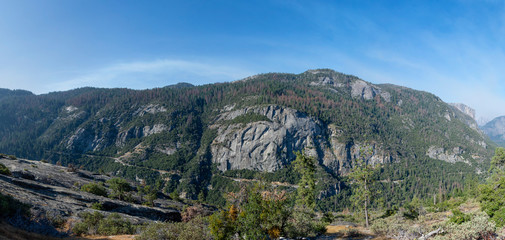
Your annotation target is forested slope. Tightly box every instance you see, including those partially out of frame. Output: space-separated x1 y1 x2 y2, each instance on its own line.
0 69 495 210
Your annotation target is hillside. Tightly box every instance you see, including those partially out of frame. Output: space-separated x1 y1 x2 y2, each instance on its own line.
0 69 495 209
481 116 505 147
0 156 188 238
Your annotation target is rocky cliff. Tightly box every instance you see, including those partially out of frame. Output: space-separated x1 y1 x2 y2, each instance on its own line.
450 103 476 120
211 105 393 175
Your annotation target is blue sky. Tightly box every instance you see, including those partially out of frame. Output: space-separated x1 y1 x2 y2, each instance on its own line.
1 0 504 123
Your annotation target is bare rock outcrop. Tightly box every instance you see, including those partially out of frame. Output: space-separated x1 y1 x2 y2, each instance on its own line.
211 105 394 174
450 103 476 120
133 104 167 117
115 124 169 147
322 124 394 175
308 71 391 102
211 105 324 172
0 158 181 230
426 146 467 164
351 80 391 102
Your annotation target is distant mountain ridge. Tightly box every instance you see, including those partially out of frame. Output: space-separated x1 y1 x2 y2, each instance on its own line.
0 69 495 209
482 116 505 146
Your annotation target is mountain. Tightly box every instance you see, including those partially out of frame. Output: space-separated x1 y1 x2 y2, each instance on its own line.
481 116 505 146
0 88 34 100
449 103 476 120
0 69 495 209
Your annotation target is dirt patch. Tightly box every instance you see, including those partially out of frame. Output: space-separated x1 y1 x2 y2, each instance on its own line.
324 225 392 240
80 235 137 240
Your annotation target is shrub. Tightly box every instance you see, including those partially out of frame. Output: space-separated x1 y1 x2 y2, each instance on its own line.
136 216 211 240
433 212 496 240
81 182 108 197
73 211 104 235
491 207 505 228
285 206 327 238
73 211 136 236
8 155 16 160
67 163 78 172
97 213 135 235
0 163 11 176
449 209 470 224
321 212 334 224
91 202 104 210
169 190 180 201
380 208 397 218
209 207 237 240
107 178 131 201
402 205 420 220
370 213 424 239
181 204 212 222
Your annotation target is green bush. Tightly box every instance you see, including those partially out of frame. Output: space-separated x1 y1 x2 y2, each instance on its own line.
491 207 505 228
370 214 422 239
321 212 334 224
107 178 131 201
285 206 326 238
402 205 419 220
91 202 104 210
73 211 136 236
434 212 496 240
81 182 108 197
73 211 104 235
97 213 136 235
449 209 470 224
380 208 397 218
136 216 211 240
0 163 11 176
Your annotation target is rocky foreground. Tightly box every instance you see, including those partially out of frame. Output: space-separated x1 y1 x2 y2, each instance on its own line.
0 157 183 237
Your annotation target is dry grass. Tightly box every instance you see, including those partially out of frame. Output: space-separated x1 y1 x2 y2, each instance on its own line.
80 235 137 240
325 224 391 239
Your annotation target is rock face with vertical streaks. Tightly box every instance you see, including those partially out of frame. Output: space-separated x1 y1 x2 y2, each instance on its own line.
210 105 394 174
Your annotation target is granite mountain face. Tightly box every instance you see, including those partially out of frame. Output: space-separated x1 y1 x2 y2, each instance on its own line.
449 103 476 120
482 116 505 147
0 69 495 206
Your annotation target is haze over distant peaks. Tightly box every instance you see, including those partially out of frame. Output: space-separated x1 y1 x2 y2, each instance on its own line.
481 116 505 146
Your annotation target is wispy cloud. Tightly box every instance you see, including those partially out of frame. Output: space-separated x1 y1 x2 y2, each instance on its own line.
47 59 255 92
362 40 505 123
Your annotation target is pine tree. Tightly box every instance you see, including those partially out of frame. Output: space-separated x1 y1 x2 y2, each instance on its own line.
348 146 380 228
293 152 316 209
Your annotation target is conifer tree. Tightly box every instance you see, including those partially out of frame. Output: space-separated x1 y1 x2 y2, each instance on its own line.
348 146 380 227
